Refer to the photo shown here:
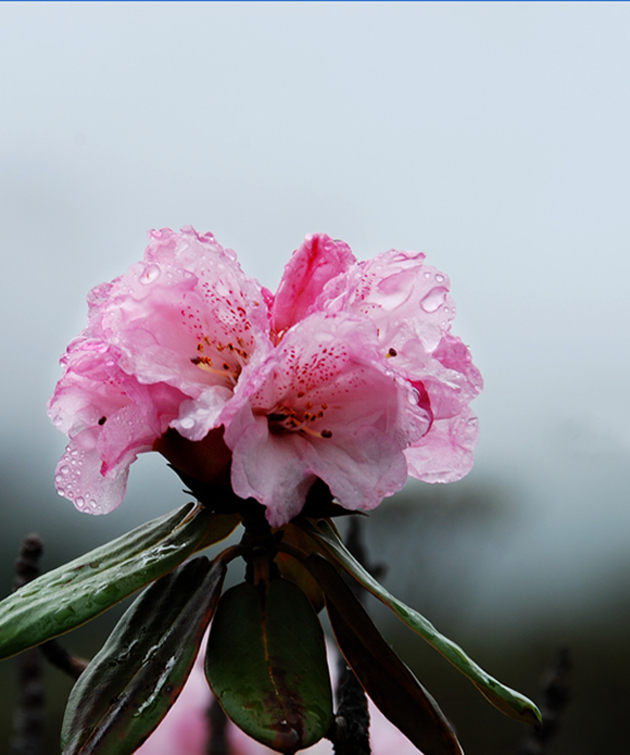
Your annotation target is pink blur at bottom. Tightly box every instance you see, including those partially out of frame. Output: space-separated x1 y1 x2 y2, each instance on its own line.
135 638 423 755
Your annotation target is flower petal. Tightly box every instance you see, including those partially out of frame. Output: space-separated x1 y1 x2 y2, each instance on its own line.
226 313 430 526
48 227 272 514
271 234 355 336
54 435 129 515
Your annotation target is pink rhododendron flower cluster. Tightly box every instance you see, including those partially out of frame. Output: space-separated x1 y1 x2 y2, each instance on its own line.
49 228 482 526
135 638 424 755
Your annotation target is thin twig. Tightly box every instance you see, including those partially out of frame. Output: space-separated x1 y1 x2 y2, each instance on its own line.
517 646 572 755
39 640 87 681
10 534 45 755
329 657 371 755
326 516 378 755
10 532 91 755
207 697 230 755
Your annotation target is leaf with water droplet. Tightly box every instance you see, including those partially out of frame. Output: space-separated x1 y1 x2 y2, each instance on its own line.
297 518 542 728
205 578 333 753
0 502 234 659
61 556 226 755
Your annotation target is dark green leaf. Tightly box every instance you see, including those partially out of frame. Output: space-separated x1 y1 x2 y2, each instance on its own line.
305 553 463 755
193 512 240 552
0 502 227 659
298 518 541 727
205 578 333 753
274 523 325 613
61 556 226 755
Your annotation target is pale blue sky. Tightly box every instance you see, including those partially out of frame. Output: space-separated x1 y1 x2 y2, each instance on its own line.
1 2 629 629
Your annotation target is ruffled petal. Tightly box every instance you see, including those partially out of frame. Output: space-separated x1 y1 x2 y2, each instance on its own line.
48 227 272 515
271 234 355 336
226 312 430 526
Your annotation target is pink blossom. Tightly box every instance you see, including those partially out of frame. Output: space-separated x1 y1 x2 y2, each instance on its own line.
136 638 423 755
48 227 271 514
315 247 483 483
49 229 480 523
225 311 430 527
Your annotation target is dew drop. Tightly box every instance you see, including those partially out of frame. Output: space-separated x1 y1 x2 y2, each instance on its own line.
54 474 63 484
179 417 195 430
420 286 448 313
435 273 445 283
140 263 161 285
54 604 76 622
75 496 85 508
59 465 70 476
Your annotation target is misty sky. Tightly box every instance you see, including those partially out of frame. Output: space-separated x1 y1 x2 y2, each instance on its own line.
1 3 629 629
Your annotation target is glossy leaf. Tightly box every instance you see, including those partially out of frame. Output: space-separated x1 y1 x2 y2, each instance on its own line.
206 578 333 753
62 556 226 755
0 502 229 659
298 518 542 727
193 512 240 552
305 552 463 755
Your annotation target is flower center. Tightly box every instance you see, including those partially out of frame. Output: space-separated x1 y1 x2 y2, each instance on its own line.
267 399 333 439
190 336 249 386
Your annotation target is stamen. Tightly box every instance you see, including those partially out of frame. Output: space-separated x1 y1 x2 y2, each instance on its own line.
191 356 239 385
267 400 333 439
190 336 249 386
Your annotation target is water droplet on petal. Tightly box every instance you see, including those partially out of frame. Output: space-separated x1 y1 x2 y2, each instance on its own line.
75 496 85 508
179 417 195 430
420 286 448 313
59 465 70 476
435 273 445 283
140 263 161 285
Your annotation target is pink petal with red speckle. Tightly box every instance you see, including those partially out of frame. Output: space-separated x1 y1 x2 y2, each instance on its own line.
271 233 355 336
225 313 430 526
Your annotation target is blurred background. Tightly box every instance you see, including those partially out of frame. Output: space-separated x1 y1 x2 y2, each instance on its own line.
1 3 629 753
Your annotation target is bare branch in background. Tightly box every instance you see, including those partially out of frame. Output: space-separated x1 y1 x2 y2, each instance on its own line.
10 535 45 755
518 646 572 755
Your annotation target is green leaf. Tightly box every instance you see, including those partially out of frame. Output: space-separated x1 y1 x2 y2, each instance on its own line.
298 518 542 727
0 502 230 659
193 512 240 552
62 556 226 755
304 553 464 755
205 578 333 753
274 523 325 613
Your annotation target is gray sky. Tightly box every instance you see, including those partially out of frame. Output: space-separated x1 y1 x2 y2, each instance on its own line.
1 3 629 628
